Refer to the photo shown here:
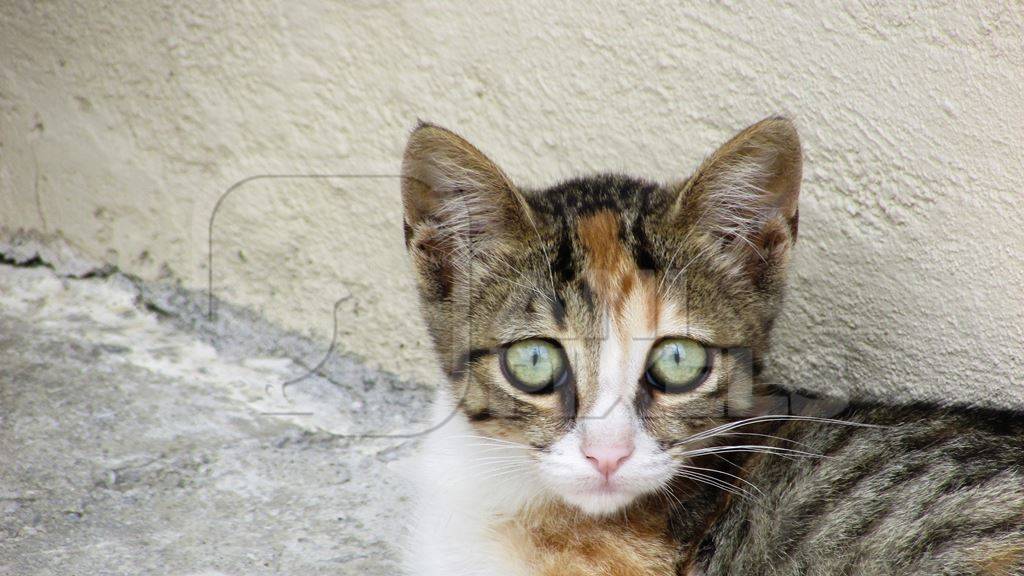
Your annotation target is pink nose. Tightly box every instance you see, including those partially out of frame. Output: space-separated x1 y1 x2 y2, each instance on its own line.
583 443 634 478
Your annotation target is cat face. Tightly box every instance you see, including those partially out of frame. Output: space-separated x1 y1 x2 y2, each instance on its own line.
402 118 801 515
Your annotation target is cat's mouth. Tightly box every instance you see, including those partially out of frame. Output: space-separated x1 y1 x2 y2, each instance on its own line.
563 482 644 516
581 482 622 497
551 468 665 515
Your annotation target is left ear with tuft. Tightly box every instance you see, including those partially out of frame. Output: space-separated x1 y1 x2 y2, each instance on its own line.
401 123 533 301
675 116 802 289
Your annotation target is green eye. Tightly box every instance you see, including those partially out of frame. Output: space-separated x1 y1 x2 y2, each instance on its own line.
501 339 567 394
645 338 711 393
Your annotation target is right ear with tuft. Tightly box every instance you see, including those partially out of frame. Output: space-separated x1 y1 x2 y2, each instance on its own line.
401 123 532 301
673 116 802 290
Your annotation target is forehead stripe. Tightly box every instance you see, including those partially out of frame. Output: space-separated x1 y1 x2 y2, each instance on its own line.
577 210 625 276
576 210 658 326
577 210 633 308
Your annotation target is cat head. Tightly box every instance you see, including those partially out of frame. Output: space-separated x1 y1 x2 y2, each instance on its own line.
402 117 801 515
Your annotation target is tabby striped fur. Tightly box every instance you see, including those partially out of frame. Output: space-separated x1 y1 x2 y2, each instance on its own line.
400 117 1024 576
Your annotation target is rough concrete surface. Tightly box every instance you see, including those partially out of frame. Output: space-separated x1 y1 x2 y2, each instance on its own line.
0 261 432 575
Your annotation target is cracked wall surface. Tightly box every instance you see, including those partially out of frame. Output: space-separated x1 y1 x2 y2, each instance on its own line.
1 2 1022 405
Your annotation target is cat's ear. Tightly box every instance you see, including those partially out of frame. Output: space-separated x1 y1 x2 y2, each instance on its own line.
674 116 802 288
401 122 532 299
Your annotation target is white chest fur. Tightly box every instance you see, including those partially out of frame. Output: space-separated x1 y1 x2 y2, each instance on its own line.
402 391 541 576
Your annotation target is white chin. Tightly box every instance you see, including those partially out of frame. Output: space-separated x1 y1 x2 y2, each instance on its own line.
560 486 639 516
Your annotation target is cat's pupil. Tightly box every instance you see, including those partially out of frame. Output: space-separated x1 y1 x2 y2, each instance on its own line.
672 348 681 364
531 350 539 367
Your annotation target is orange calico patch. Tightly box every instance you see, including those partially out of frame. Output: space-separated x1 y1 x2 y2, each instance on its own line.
576 210 660 329
976 540 1024 576
577 210 633 306
577 212 629 278
496 499 679 576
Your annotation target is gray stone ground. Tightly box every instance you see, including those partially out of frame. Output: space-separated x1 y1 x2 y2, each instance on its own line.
0 258 433 575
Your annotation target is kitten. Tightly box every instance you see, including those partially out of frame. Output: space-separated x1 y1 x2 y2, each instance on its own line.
400 117 1024 575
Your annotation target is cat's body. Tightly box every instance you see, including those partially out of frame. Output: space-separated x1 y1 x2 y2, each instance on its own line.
407 396 1024 576
399 118 1024 575
700 404 1024 576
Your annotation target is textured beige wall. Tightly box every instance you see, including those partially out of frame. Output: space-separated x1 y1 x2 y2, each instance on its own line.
1 2 1022 405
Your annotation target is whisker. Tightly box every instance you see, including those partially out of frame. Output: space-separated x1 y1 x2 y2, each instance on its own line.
459 459 533 472
679 469 755 499
654 484 685 510
434 444 531 458
710 431 817 450
676 414 882 447
459 444 534 454
675 445 829 460
446 434 533 448
461 462 531 472
679 464 765 497
710 452 749 473
465 456 534 464
473 467 534 483
676 470 754 502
